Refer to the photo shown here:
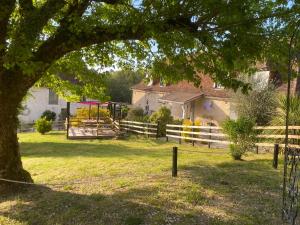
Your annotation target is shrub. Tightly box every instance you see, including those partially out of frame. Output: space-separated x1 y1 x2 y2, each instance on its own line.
182 119 202 142
150 106 173 137
126 107 147 122
75 107 110 119
121 105 129 119
41 110 56 121
172 119 183 125
182 119 193 141
222 117 256 160
233 83 277 125
35 117 52 134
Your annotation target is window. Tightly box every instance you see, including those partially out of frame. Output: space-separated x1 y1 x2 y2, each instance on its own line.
213 82 223 89
48 89 58 105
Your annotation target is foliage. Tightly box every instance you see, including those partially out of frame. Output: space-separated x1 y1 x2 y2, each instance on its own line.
41 110 56 121
121 105 129 119
34 117 52 135
75 107 110 119
233 83 278 125
182 119 202 141
126 107 147 122
172 119 183 125
272 95 300 126
222 117 256 160
105 70 143 103
182 119 193 141
149 106 173 137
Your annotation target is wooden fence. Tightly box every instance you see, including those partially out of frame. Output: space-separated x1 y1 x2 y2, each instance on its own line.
166 124 300 149
19 121 65 132
120 120 158 137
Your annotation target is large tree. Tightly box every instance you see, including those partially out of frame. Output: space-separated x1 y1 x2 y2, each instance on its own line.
0 0 295 186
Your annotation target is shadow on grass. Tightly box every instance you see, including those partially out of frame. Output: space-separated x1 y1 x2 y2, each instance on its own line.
179 158 286 224
1 158 289 225
1 185 217 225
20 141 170 159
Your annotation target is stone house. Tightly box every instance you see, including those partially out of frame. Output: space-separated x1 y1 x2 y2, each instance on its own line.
131 71 273 125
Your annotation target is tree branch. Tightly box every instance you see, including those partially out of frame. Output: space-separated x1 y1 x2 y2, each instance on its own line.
0 0 16 65
19 0 34 15
9 0 67 54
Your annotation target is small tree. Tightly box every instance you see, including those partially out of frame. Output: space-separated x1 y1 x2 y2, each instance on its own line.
35 117 52 135
222 117 256 160
126 107 147 122
41 110 56 121
150 106 173 137
233 83 277 125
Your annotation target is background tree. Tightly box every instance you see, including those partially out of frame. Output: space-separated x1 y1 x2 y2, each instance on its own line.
0 0 295 187
105 70 143 103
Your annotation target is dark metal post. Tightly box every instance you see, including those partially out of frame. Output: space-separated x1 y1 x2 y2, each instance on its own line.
89 104 91 120
273 144 279 169
66 102 70 139
97 103 100 123
113 103 116 121
172 147 178 177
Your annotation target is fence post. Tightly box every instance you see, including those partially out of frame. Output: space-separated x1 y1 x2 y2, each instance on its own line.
156 121 160 139
273 143 279 169
256 145 259 154
66 102 70 139
146 123 149 138
172 146 178 177
179 126 182 144
208 126 211 148
192 122 195 146
166 125 169 142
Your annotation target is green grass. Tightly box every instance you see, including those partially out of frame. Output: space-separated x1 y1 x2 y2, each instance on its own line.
0 132 284 225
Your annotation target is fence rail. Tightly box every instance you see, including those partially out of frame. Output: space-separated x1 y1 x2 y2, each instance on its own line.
166 124 300 149
19 121 65 132
120 120 158 136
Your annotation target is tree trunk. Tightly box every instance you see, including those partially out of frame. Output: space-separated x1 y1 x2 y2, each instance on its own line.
0 83 33 191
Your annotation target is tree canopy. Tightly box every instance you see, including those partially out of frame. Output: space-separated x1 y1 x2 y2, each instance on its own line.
0 0 297 95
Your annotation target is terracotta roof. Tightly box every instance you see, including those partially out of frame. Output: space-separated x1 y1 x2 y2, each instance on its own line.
132 76 230 99
159 92 203 104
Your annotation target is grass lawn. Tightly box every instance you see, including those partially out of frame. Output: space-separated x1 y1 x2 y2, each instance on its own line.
0 132 284 225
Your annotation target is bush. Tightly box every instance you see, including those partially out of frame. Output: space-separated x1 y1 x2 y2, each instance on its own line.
41 110 56 121
233 83 277 125
126 107 147 122
182 119 201 142
121 105 129 119
150 106 173 137
222 117 256 160
35 117 52 134
183 119 193 141
75 107 110 119
172 119 183 125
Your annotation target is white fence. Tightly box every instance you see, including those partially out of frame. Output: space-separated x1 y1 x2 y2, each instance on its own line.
120 120 158 136
166 124 300 149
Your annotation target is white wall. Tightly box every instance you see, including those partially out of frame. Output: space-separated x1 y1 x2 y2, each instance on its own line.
19 87 79 123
